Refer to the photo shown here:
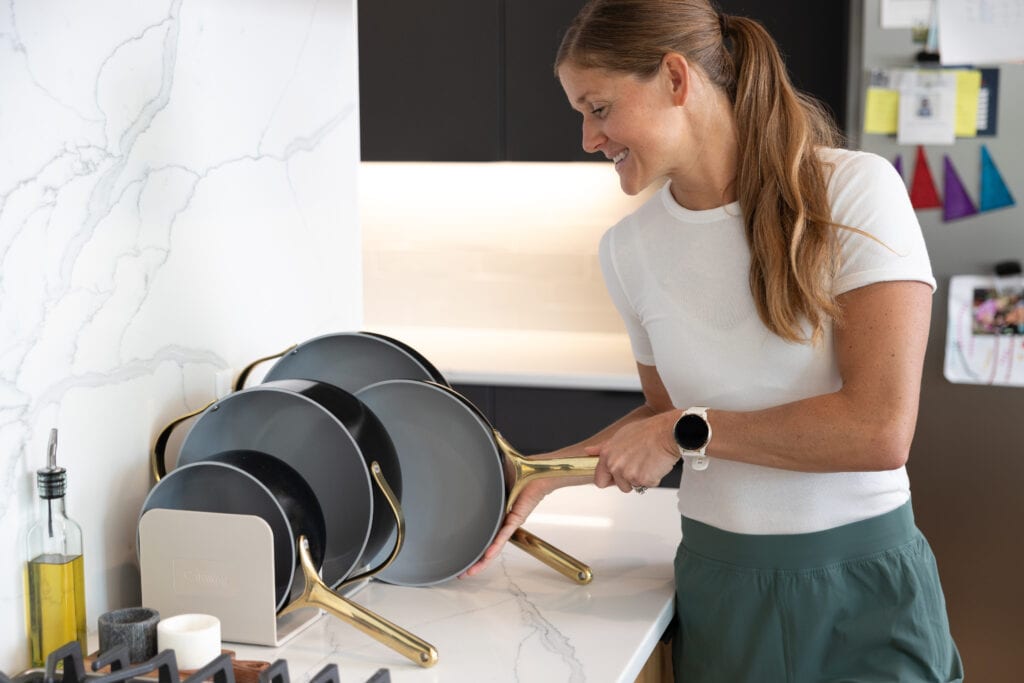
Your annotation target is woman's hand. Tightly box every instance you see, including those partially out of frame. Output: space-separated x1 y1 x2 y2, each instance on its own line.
587 410 680 492
459 476 558 578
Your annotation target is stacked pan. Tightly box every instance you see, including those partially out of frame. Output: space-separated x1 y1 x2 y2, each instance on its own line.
143 331 598 665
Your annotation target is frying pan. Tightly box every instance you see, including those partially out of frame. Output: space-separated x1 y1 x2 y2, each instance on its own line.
235 331 448 393
355 379 599 586
155 378 400 589
139 449 437 667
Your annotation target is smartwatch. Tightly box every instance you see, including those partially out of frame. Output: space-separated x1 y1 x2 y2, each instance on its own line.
673 407 711 471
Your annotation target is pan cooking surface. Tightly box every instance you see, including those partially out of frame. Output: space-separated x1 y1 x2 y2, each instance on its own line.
357 379 506 586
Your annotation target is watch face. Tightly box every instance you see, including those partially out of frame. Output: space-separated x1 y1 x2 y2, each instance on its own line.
674 413 709 451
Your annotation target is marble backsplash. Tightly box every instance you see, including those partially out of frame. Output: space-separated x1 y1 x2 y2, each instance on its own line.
0 0 362 670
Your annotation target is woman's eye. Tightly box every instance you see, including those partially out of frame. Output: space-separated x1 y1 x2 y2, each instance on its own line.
590 106 607 118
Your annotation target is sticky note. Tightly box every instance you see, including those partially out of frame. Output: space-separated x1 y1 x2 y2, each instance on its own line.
863 87 900 135
954 70 982 138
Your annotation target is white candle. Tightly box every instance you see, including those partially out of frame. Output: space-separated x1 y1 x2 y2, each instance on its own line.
157 613 222 670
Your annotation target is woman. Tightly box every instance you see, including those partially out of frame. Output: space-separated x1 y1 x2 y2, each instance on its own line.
462 0 963 680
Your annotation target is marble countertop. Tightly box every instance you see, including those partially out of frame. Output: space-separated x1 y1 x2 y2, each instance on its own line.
367 326 642 392
226 485 680 682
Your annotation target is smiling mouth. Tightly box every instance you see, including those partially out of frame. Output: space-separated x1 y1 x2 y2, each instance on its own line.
612 150 629 167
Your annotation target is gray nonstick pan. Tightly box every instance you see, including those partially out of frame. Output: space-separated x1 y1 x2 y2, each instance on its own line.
235 331 448 392
156 378 401 589
355 379 599 586
139 450 437 667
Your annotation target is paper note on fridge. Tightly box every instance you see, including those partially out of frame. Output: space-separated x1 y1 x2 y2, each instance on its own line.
898 70 958 145
938 0 1024 66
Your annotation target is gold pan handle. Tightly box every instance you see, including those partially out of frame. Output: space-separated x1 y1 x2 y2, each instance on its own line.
151 401 215 482
337 461 405 590
492 431 598 584
493 431 599 511
232 344 298 391
282 536 438 668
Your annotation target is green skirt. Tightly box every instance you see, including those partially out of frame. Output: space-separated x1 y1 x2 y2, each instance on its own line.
672 502 963 682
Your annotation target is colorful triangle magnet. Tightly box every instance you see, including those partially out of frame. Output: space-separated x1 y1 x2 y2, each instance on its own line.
979 145 1015 212
943 155 978 221
910 146 941 209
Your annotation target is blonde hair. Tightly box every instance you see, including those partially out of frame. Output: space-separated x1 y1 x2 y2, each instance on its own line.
557 0 844 343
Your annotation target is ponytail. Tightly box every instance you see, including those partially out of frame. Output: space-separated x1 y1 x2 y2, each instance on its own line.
726 15 843 343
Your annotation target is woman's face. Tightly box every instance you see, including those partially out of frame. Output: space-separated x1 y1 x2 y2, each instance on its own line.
558 61 688 196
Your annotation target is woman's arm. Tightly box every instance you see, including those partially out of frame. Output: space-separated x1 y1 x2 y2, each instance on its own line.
711 279 931 471
593 280 933 491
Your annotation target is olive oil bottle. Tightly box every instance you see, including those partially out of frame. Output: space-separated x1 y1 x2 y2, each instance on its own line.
25 429 86 666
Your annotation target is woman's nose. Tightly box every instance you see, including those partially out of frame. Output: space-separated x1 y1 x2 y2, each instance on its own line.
581 119 605 154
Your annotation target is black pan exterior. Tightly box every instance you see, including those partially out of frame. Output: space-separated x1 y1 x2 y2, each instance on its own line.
282 378 403 562
205 449 328 575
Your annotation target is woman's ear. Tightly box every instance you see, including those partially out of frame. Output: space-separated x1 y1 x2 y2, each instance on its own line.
661 52 691 107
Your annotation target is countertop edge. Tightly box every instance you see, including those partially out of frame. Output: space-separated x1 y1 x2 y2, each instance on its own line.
617 598 676 683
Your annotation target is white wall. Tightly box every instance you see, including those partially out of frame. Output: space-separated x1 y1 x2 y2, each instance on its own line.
0 0 362 670
361 162 653 333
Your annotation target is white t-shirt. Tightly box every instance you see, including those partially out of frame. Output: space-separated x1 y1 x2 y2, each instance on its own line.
599 148 936 534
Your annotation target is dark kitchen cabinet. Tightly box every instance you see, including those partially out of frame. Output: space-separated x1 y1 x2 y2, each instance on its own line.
358 0 503 161
453 383 682 488
504 0 594 161
358 0 851 162
358 0 595 162
718 0 851 132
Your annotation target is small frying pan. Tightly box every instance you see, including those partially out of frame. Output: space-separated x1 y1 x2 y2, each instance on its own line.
355 379 599 586
139 450 437 667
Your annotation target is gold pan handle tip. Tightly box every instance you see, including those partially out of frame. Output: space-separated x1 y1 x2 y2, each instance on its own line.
511 527 593 585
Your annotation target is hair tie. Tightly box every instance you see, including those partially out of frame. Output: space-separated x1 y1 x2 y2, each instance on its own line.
719 12 730 36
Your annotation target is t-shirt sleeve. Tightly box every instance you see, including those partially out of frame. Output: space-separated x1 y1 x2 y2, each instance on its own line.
829 151 937 295
599 225 656 365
